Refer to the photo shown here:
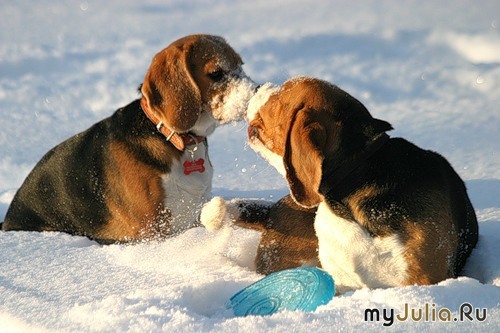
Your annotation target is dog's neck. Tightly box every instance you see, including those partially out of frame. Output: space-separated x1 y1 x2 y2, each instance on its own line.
319 133 390 198
140 97 205 151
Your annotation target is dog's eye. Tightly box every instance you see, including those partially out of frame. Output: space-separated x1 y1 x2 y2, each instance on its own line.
207 70 225 82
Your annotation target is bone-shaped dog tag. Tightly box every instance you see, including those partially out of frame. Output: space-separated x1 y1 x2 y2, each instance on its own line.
183 158 205 175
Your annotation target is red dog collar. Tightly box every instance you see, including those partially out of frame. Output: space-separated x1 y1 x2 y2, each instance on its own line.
140 98 205 151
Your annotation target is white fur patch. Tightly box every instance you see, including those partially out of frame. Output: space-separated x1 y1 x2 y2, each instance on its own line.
200 197 248 232
200 196 228 232
314 201 408 294
248 139 287 178
246 82 279 122
246 82 285 176
190 111 218 137
162 141 213 234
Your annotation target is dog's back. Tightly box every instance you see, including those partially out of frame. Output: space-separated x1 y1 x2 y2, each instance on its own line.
3 99 183 243
326 137 478 283
444 160 478 275
2 102 134 240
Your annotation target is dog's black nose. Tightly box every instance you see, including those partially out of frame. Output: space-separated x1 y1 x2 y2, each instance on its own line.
248 125 259 139
254 84 262 92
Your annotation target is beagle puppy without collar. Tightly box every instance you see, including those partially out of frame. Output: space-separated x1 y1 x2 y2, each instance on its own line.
203 77 478 294
3 34 256 244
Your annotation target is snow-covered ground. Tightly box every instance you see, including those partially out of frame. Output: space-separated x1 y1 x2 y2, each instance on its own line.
1 1 499 332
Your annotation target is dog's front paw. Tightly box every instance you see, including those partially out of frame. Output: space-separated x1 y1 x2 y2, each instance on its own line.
200 196 228 231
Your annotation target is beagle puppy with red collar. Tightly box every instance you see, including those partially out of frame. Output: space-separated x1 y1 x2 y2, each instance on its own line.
3 34 256 244
202 77 478 294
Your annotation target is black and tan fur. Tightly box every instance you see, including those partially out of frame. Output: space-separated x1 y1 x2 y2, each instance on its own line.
3 34 255 243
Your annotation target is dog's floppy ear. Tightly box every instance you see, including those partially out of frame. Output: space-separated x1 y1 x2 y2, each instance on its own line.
284 106 327 208
141 42 201 132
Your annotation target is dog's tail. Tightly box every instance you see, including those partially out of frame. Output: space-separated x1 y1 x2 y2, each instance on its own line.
233 201 272 232
200 197 272 232
200 197 230 231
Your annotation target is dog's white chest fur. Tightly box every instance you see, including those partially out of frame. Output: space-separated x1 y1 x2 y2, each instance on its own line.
314 201 408 294
162 141 213 234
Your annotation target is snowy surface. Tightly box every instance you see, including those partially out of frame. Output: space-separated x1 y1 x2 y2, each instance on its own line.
1 0 499 332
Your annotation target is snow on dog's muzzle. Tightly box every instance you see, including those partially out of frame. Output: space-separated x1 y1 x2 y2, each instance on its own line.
211 71 257 123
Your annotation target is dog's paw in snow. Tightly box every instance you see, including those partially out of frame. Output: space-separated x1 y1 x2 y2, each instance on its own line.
200 196 229 231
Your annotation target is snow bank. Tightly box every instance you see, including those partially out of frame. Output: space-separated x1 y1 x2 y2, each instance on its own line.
0 220 498 332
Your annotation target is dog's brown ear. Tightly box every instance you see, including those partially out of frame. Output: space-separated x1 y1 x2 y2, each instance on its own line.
284 107 327 208
141 42 201 132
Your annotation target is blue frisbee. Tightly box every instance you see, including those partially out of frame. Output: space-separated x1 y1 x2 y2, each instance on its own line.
228 267 335 316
